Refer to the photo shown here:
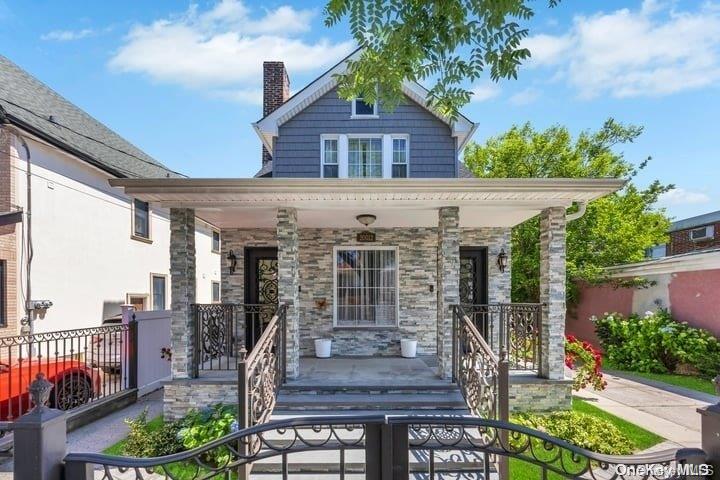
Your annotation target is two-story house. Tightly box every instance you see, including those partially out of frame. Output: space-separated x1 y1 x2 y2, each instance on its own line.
108 50 623 420
0 55 221 336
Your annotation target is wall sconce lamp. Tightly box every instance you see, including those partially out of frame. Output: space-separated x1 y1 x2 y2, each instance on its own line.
226 250 237 274
497 248 508 273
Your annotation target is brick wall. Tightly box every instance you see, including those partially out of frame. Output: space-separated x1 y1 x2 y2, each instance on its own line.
262 61 290 166
0 129 18 334
668 222 720 255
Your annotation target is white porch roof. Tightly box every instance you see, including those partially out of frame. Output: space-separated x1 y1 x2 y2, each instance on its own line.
109 178 624 229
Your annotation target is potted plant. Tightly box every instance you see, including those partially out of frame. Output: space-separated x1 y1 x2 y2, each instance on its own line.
314 337 332 358
401 339 417 358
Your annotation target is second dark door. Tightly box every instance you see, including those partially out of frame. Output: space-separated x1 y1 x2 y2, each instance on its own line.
244 247 278 350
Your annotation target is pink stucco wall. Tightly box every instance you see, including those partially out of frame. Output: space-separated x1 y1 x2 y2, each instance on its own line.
567 282 634 348
569 268 720 347
668 269 720 337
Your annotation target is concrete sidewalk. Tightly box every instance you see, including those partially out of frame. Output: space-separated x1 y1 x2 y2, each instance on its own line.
576 372 710 449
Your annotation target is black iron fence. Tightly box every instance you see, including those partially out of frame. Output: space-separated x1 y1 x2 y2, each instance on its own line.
193 303 277 371
238 303 287 430
0 323 136 421
63 414 709 479
461 303 541 372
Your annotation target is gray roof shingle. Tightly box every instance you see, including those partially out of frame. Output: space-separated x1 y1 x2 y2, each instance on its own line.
0 55 179 178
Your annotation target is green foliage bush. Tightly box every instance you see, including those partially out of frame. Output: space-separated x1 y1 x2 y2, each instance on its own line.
176 404 238 466
594 310 720 377
122 404 238 465
512 410 633 455
123 410 184 458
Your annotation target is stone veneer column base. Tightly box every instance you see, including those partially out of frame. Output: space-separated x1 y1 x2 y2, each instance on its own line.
509 376 573 413
163 379 239 421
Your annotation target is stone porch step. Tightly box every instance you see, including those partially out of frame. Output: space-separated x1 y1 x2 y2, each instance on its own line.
275 391 468 411
280 383 459 395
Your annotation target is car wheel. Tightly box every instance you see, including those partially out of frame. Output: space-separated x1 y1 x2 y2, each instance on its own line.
51 375 93 410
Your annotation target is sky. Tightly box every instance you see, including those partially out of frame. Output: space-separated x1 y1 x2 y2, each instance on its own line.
0 0 718 220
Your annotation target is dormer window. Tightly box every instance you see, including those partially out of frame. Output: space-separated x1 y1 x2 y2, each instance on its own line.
351 98 378 118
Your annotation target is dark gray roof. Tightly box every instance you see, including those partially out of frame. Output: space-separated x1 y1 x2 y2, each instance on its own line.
458 162 475 178
0 55 180 179
254 160 273 178
670 210 720 232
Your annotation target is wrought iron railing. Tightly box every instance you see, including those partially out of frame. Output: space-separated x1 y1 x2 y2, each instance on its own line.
452 304 510 477
238 303 287 429
0 323 136 420
452 305 507 421
63 414 708 479
461 303 541 372
193 303 277 371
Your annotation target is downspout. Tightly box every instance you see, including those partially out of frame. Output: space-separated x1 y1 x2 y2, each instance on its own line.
17 134 33 335
1 123 34 334
566 201 587 222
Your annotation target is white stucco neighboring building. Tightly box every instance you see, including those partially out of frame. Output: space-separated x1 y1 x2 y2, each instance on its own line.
0 55 220 335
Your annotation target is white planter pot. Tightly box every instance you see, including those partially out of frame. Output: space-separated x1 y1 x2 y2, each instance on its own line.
401 339 417 358
314 339 332 358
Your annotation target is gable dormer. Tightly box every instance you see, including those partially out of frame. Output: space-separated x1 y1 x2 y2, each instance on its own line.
253 49 477 179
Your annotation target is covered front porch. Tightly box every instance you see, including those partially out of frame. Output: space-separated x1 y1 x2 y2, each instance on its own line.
109 177 623 418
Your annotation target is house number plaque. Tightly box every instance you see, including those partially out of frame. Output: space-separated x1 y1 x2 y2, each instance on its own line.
356 230 376 242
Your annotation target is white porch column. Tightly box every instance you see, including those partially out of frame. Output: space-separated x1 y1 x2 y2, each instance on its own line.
539 207 566 380
277 207 300 379
437 207 460 379
170 208 197 379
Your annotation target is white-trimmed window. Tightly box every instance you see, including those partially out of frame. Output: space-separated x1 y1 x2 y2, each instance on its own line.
392 136 408 178
351 98 377 118
334 246 398 327
132 199 151 241
322 136 339 178
211 281 221 303
348 137 383 178
321 134 410 179
212 230 221 253
151 274 167 310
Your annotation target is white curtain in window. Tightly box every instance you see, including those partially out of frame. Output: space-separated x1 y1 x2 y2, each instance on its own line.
336 248 397 326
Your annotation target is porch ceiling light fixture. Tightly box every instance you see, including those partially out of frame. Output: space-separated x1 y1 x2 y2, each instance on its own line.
356 214 377 227
497 248 508 273
226 250 237 274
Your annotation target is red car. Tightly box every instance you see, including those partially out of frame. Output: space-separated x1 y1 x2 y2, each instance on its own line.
0 359 102 420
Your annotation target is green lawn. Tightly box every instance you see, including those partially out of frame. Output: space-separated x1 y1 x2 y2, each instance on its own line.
603 357 716 396
508 398 664 479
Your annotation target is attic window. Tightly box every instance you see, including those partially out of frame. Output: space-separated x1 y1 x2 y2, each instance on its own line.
351 98 377 118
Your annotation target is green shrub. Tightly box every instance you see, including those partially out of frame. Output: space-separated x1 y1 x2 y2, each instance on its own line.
594 310 720 377
123 410 184 458
177 404 238 466
512 410 633 455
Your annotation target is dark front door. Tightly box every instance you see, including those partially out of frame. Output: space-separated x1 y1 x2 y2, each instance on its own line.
244 247 278 350
459 247 490 340
459 247 488 305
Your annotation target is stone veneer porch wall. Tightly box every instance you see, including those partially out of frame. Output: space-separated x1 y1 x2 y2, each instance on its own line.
221 226 511 357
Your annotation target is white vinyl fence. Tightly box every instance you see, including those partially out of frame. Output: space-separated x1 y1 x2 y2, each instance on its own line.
131 309 172 396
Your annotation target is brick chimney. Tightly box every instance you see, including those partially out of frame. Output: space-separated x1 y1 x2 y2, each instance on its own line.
262 61 290 166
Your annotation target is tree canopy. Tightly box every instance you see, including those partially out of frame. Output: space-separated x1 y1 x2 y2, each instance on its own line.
324 0 560 119
463 120 672 304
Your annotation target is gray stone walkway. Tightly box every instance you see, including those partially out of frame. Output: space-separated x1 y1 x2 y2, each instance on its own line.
575 372 712 449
